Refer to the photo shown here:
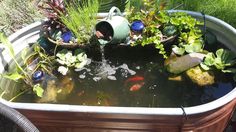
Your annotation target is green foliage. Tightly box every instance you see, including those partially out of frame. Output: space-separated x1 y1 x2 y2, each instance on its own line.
25 44 55 75
2 72 24 81
0 32 27 76
56 49 88 75
166 0 236 28
0 33 56 97
127 1 203 58
200 49 236 81
169 13 204 55
33 84 44 97
127 0 170 58
59 0 99 44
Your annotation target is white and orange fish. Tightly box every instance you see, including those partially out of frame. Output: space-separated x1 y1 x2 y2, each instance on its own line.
129 82 145 91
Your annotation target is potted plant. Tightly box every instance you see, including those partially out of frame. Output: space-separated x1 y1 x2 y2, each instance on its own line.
38 0 99 48
126 0 236 85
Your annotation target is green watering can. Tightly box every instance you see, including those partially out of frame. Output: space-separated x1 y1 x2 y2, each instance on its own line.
95 6 130 45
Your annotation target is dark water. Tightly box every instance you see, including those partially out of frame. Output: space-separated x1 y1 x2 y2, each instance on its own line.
14 45 235 108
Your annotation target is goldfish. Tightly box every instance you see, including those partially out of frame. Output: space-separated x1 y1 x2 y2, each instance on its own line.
125 75 144 84
77 90 85 97
129 82 145 91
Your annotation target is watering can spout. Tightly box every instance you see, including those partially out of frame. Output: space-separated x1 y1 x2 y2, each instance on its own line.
95 6 130 45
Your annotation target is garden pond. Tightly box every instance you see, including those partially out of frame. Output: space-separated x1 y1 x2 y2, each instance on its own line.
6 43 235 108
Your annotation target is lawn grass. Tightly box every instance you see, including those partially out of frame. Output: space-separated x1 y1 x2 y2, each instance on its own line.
166 0 236 28
0 0 42 35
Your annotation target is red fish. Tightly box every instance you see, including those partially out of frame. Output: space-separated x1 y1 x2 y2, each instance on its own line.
129 82 145 91
125 75 144 85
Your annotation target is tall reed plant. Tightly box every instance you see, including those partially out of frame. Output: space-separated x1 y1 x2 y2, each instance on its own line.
59 0 99 44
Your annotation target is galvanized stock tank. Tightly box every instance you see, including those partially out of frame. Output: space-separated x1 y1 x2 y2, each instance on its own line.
0 10 236 132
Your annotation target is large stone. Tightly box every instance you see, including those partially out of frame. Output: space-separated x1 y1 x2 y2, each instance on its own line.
186 66 215 86
165 53 206 74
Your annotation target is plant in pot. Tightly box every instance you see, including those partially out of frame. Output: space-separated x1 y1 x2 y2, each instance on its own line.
38 0 99 48
126 0 203 58
126 0 236 87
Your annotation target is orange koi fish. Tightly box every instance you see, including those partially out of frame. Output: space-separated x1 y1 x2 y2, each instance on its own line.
125 75 144 84
130 82 145 92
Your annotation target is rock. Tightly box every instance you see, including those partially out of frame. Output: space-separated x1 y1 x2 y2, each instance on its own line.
37 80 57 103
186 66 215 86
165 53 206 74
168 75 183 81
107 75 117 80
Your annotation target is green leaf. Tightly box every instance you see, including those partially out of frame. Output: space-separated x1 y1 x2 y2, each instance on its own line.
220 49 236 63
222 68 236 73
0 32 15 58
184 42 202 53
200 63 211 70
214 57 225 70
172 45 185 55
2 72 24 81
21 47 29 64
33 84 44 97
170 18 180 25
204 53 215 66
216 48 224 58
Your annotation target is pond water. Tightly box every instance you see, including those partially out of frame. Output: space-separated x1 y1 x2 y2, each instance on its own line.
13 44 236 108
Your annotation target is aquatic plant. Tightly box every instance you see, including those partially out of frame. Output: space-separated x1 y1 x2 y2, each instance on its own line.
56 49 88 75
0 33 56 97
127 0 170 58
127 1 203 58
59 0 99 44
170 12 204 55
200 49 236 81
0 33 29 81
